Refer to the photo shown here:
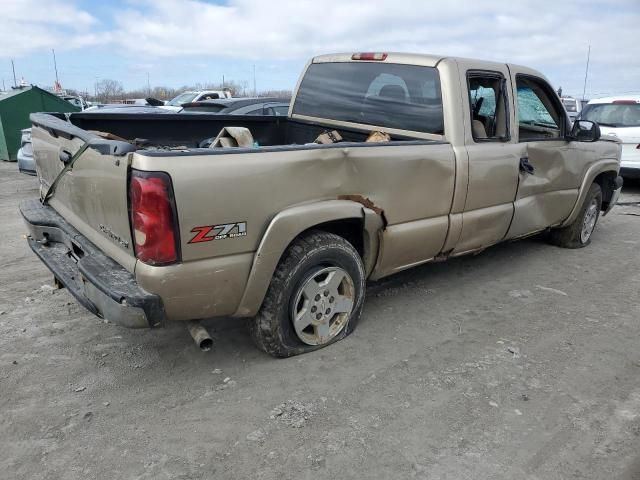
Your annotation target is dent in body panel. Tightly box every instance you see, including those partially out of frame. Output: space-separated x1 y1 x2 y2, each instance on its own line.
32 126 136 272
560 158 621 227
464 144 519 210
371 215 449 279
135 142 455 318
506 189 578 239
234 200 371 317
134 142 456 264
452 204 513 254
448 59 521 255
441 212 463 253
516 142 582 200
454 144 520 253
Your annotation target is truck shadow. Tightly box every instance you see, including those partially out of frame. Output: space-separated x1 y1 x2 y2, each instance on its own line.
153 231 553 363
121 193 633 369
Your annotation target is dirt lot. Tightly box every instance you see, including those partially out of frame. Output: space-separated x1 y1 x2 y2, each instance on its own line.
1 161 640 480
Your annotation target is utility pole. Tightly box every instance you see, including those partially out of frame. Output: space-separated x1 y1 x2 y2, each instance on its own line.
253 64 256 97
222 74 225 88
147 72 151 96
52 49 60 88
2 78 5 91
11 59 17 87
582 44 591 102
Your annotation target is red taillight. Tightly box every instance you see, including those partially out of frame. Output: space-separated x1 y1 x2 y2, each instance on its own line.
129 170 180 265
351 52 388 61
612 100 638 105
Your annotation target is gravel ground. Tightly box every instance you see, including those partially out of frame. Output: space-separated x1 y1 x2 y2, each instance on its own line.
1 161 639 480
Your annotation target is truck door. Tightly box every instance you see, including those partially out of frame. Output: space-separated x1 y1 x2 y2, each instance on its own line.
452 63 522 254
505 69 582 239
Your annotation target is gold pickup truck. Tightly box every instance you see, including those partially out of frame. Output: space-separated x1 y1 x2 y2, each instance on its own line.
21 52 622 357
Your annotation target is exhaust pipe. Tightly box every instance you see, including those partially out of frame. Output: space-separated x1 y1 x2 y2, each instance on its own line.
187 320 213 351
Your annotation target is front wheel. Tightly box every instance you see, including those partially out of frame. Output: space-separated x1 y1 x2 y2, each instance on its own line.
249 231 366 357
548 183 602 248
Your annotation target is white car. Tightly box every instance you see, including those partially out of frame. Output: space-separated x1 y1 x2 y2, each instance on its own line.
580 96 640 179
162 89 232 111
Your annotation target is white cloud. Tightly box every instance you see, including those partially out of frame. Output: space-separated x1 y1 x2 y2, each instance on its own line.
0 0 102 56
0 0 638 95
106 0 639 66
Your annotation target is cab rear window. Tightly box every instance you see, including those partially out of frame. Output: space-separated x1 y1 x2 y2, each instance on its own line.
293 62 444 135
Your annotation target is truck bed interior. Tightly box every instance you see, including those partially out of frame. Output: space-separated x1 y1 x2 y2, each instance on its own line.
46 112 427 151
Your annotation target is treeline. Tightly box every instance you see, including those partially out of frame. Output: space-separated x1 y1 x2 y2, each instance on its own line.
62 79 291 103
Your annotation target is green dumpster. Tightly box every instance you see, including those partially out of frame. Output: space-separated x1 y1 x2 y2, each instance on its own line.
0 86 80 162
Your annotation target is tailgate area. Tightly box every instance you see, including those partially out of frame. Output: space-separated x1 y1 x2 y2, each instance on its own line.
19 199 165 328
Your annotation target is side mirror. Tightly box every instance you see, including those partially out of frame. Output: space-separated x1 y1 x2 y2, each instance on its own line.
569 120 601 142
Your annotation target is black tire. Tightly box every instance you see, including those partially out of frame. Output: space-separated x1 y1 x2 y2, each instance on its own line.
548 183 602 248
249 230 366 357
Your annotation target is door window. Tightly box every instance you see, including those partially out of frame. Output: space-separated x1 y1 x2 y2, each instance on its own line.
516 76 563 141
467 73 509 141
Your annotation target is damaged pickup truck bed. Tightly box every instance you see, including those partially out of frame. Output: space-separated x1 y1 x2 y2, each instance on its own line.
21 52 622 357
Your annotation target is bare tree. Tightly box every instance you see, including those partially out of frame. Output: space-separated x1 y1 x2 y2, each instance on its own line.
95 79 124 103
84 78 291 103
259 89 292 99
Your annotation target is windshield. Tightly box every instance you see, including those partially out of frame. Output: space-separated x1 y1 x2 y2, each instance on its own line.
167 92 199 106
293 62 444 135
562 99 577 112
581 102 640 127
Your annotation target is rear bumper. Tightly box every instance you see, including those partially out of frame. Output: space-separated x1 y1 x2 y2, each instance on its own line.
19 199 165 328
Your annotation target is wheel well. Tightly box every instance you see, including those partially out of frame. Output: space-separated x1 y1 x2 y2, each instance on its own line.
301 218 365 257
593 171 618 209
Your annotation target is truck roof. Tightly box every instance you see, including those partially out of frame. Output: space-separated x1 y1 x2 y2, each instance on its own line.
311 52 546 81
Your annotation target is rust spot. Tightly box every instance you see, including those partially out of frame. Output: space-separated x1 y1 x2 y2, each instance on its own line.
338 194 384 216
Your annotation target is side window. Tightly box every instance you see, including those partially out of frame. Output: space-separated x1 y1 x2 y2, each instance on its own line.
467 73 509 141
245 108 264 115
516 76 563 141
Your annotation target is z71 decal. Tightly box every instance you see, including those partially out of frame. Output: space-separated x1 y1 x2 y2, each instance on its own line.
189 222 247 243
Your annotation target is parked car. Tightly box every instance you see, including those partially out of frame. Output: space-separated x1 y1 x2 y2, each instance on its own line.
561 96 583 122
58 94 89 110
181 97 290 115
21 52 622 357
17 94 90 174
579 96 640 179
17 128 34 175
83 104 174 113
163 89 232 110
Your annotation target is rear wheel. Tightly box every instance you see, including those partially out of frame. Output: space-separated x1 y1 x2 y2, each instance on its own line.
249 231 366 357
548 183 602 248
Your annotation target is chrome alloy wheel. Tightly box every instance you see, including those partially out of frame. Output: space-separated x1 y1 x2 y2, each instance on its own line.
581 198 599 243
291 267 355 346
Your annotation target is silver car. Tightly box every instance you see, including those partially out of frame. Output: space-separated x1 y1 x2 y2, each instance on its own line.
17 129 35 175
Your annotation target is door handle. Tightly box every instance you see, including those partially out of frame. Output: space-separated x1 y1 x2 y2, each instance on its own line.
519 156 535 175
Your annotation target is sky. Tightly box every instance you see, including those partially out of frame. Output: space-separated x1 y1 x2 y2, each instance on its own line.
0 0 638 99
